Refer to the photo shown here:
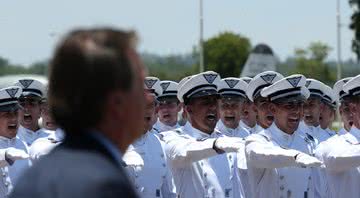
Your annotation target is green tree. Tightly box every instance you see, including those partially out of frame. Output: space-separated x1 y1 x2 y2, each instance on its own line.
350 0 360 60
290 42 336 85
203 32 251 77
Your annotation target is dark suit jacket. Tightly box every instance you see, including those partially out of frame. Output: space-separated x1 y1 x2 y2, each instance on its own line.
10 131 139 198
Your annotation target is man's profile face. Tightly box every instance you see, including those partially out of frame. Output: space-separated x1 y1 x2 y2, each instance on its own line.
271 101 303 134
254 97 274 129
18 96 41 131
157 98 180 127
0 110 19 139
339 100 353 130
219 97 242 129
186 95 219 134
319 104 335 130
40 102 57 130
144 92 157 133
303 98 322 127
240 99 257 128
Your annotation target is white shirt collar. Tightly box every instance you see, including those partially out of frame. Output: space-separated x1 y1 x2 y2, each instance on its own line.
216 120 242 136
155 119 179 132
186 123 220 139
348 126 360 142
268 123 296 148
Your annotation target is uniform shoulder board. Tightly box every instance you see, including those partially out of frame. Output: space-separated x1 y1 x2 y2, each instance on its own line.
305 133 315 142
175 129 183 135
345 139 360 145
196 137 209 142
152 127 160 133
157 133 165 141
258 133 271 142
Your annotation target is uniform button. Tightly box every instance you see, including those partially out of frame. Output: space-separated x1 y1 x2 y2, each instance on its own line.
162 175 166 179
279 175 284 180
204 173 207 177
280 186 284 191
231 165 234 169
200 162 204 166
308 176 312 180
135 174 138 178
162 163 166 167
204 185 208 189
135 186 139 189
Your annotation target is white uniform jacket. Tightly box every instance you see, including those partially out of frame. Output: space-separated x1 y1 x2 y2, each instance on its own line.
16 126 50 148
123 130 176 198
245 123 314 198
0 136 31 197
161 124 245 198
315 126 360 198
153 120 180 133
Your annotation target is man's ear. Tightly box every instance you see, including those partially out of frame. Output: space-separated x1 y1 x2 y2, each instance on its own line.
268 103 276 115
185 104 192 115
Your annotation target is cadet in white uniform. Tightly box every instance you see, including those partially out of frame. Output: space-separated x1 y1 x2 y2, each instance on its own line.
318 85 337 139
245 74 323 198
315 74 360 198
153 80 181 133
29 96 65 160
299 79 328 145
216 77 250 138
333 77 353 135
239 77 262 135
14 79 49 147
162 71 245 198
0 86 31 197
215 77 254 198
246 71 284 129
123 77 177 198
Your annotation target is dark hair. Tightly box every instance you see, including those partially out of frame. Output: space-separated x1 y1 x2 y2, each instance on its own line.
48 28 137 133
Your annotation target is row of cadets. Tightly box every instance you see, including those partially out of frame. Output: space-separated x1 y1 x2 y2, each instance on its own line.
314 74 360 198
161 71 246 198
122 77 177 198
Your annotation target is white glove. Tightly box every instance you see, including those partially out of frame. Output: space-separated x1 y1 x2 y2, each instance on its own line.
123 151 144 172
295 153 323 168
214 136 245 153
5 148 29 161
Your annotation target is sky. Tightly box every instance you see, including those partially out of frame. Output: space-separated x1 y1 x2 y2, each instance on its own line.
0 0 355 66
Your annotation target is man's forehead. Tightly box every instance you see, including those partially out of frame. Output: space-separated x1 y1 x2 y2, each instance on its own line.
220 97 243 104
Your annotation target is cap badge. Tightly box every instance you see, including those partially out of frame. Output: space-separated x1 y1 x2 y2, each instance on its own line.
160 82 170 91
6 88 19 98
19 80 33 88
203 74 217 84
144 79 157 89
287 77 302 88
224 79 239 88
260 74 276 84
